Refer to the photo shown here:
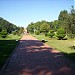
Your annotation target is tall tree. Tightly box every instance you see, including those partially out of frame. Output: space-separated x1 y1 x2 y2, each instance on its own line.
58 10 69 30
68 6 75 34
0 17 20 34
53 20 59 31
27 22 34 33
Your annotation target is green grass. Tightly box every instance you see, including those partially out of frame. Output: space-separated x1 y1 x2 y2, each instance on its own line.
0 34 21 40
0 34 21 69
32 34 75 61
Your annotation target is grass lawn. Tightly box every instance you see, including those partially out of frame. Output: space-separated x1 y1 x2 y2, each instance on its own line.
32 34 75 61
0 34 21 69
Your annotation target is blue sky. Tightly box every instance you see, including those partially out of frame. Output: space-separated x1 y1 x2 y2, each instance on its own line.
0 0 74 28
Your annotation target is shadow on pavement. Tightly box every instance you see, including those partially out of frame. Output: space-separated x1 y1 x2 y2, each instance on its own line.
1 40 75 75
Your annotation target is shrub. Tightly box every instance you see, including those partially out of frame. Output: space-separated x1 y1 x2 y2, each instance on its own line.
68 34 75 39
57 28 66 40
35 31 40 35
1 31 7 35
57 34 66 40
45 33 47 36
1 35 7 38
49 33 55 38
12 31 16 35
0 30 7 38
48 30 55 38
63 35 68 40
16 30 20 36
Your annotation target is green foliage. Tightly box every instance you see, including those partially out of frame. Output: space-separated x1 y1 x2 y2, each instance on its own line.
53 20 59 31
0 26 2 32
58 10 69 31
49 33 55 38
63 35 68 40
12 27 24 36
67 6 75 35
58 10 68 21
0 17 22 35
15 30 20 36
12 31 17 35
0 30 7 35
27 20 50 34
68 34 75 39
27 6 75 39
49 30 55 38
0 30 7 38
45 33 47 36
58 6 75 36
49 30 54 33
1 35 6 38
35 30 40 35
19 27 24 35
57 28 66 40
27 22 34 33
40 21 50 33
47 30 55 38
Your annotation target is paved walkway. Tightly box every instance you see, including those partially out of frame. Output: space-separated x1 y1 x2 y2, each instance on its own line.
1 35 75 75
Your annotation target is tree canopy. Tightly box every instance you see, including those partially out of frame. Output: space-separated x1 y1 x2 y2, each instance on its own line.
0 17 24 36
0 17 18 33
27 6 75 38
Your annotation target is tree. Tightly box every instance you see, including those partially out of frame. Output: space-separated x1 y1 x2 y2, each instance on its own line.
0 17 19 34
49 21 54 30
27 20 50 34
27 6 75 37
48 30 55 38
40 20 50 33
18 27 24 35
0 25 2 32
0 29 7 38
27 22 35 33
57 28 66 40
53 20 59 31
58 10 69 31
68 6 75 35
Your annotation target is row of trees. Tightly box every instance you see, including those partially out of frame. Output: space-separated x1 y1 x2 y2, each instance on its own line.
0 17 24 38
27 6 75 39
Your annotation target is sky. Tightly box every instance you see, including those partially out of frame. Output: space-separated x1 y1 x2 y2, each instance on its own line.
0 0 74 28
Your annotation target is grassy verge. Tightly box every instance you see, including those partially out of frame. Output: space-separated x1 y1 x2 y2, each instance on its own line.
0 34 21 69
32 34 75 61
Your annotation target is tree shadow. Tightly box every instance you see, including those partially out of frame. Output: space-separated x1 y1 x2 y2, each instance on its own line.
0 40 18 69
69 46 75 49
63 53 75 62
1 40 75 75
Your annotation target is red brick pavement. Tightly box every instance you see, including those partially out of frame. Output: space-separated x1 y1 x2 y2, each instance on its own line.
1 35 75 75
